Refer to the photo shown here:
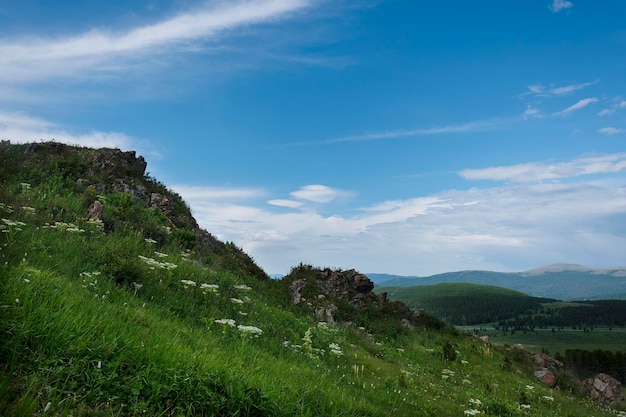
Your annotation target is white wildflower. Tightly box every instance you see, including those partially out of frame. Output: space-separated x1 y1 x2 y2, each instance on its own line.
215 319 236 327
542 395 554 401
520 404 531 410
154 251 168 258
144 238 157 244
329 343 343 356
139 255 177 270
233 284 252 291
469 398 482 406
230 298 244 304
525 385 535 391
15 298 19 304
237 325 263 337
44 401 51 412
200 283 219 293
181 279 197 287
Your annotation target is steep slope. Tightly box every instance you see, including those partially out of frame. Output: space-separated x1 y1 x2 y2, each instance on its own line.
0 141 622 416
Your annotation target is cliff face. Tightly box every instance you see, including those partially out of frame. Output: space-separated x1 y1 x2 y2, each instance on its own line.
0 141 268 281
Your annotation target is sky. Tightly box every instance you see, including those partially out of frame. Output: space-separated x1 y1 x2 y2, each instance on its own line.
2 0 626 276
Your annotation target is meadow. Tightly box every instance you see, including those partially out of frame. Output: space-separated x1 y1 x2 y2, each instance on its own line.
465 327 626 355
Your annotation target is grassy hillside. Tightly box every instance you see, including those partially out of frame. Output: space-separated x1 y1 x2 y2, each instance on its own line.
377 283 553 325
1 142 623 416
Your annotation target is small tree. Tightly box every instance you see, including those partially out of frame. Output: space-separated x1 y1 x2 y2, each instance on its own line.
442 340 457 362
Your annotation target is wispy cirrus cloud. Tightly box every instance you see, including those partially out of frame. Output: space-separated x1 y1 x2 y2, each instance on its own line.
554 97 598 116
460 154 626 183
267 199 304 209
598 99 626 116
300 119 502 146
599 127 626 135
523 105 542 119
550 0 574 13
522 81 596 98
0 0 311 83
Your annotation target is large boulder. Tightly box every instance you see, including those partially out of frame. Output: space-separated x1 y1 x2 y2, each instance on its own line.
534 369 557 388
579 373 624 404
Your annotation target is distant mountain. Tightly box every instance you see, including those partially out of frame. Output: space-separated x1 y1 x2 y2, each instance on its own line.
371 264 626 301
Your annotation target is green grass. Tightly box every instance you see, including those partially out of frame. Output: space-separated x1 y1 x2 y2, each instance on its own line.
465 327 626 355
1 143 623 416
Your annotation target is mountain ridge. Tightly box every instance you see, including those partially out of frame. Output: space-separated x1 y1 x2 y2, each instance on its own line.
371 263 626 300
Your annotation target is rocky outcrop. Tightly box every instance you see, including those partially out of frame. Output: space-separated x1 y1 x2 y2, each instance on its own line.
579 373 624 404
285 265 424 325
87 200 104 221
534 369 557 388
532 352 563 388
533 352 564 372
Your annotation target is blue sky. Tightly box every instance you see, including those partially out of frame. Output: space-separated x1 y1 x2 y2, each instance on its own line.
2 0 626 276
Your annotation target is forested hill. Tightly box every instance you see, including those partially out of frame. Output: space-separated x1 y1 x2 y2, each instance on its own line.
376 283 554 325
377 282 626 328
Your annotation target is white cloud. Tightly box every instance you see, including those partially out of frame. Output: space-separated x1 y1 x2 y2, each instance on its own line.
172 153 626 276
550 0 573 13
183 176 626 276
599 127 626 135
555 97 598 115
523 105 541 119
290 184 339 203
599 100 626 116
460 154 626 183
171 185 266 200
0 0 310 83
267 199 304 208
0 110 134 150
523 81 595 97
